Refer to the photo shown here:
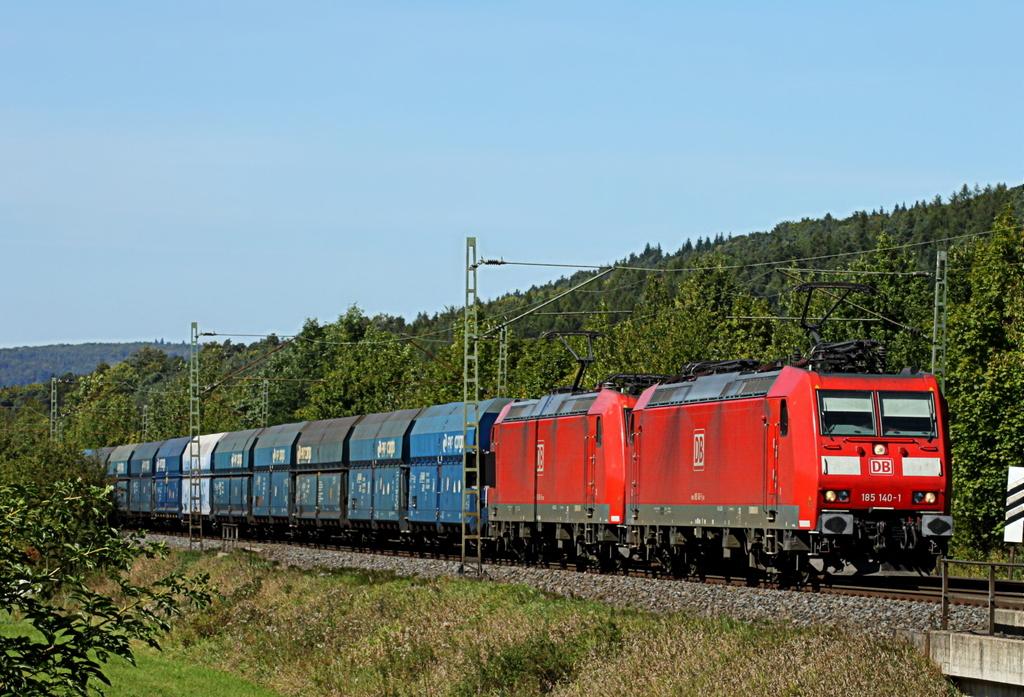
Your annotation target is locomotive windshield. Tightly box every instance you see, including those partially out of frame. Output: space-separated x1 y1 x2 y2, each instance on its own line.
818 390 875 435
879 392 936 437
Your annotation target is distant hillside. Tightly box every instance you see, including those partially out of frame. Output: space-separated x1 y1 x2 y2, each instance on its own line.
0 342 190 387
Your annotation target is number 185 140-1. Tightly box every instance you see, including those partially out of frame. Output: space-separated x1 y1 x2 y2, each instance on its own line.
861 493 901 503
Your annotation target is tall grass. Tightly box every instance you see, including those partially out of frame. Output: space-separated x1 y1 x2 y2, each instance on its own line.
119 551 958 697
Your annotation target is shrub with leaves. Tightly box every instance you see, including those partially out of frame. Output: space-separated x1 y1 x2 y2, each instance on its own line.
0 479 211 696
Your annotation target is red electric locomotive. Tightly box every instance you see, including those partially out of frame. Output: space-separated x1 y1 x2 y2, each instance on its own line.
488 383 639 566
626 362 951 581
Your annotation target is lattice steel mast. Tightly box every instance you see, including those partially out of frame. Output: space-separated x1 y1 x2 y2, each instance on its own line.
261 378 270 428
461 238 482 574
188 322 203 549
496 325 508 398
931 251 948 390
50 376 59 441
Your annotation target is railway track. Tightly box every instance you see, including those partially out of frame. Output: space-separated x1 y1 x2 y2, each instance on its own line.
141 527 1024 611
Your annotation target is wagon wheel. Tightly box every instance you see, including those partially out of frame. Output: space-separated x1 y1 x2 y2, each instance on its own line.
667 556 692 580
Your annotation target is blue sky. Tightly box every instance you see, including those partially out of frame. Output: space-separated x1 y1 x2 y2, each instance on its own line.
1 2 1021 347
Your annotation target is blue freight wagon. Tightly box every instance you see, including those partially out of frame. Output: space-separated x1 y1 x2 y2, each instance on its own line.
86 446 115 480
252 421 306 527
153 436 190 519
85 446 115 470
211 428 262 524
107 444 137 515
128 440 165 518
348 408 423 529
181 432 229 518
293 416 362 530
408 399 513 532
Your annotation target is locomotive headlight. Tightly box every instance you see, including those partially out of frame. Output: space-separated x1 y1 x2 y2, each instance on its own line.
873 444 887 456
837 490 850 502
924 491 937 504
824 490 837 502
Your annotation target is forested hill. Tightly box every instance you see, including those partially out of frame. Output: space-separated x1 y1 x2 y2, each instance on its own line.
0 342 190 387
404 183 1023 338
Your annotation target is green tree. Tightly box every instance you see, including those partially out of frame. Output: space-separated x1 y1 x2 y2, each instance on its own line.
946 208 1024 549
59 365 140 450
300 307 418 419
0 479 211 696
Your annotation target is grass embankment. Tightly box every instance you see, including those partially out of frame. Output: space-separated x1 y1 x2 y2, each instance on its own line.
99 650 285 697
104 549 959 697
0 614 281 697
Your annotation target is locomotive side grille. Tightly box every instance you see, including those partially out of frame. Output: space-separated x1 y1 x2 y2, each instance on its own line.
651 375 777 407
649 387 680 405
649 385 693 406
738 376 776 395
505 404 534 420
505 396 596 421
559 396 596 414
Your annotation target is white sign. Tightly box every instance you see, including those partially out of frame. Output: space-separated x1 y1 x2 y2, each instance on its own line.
1005 466 1024 543
868 458 894 476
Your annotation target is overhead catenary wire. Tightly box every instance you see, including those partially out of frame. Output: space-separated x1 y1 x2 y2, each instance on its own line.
777 268 931 277
201 337 298 396
481 267 615 338
726 316 880 322
533 310 632 316
205 392 260 426
479 226 1015 275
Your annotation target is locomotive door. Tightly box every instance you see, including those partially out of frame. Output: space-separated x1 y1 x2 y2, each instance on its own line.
532 419 542 523
765 400 781 512
584 414 599 516
627 413 640 521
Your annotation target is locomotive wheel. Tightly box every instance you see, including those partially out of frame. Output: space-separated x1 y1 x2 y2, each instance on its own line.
802 570 822 592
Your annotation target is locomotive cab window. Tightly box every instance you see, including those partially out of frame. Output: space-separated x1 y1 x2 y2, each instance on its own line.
595 416 603 447
818 390 876 436
879 392 936 438
780 400 789 436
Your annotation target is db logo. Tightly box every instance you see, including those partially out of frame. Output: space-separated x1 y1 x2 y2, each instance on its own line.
693 429 705 471
869 458 894 476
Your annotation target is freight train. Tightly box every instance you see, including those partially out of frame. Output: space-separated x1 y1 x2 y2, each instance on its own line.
90 347 953 583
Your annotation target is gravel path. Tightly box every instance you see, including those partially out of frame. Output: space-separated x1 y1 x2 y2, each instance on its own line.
148 534 988 638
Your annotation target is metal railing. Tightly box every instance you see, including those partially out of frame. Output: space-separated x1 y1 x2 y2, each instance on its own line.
222 523 239 550
940 558 1024 633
